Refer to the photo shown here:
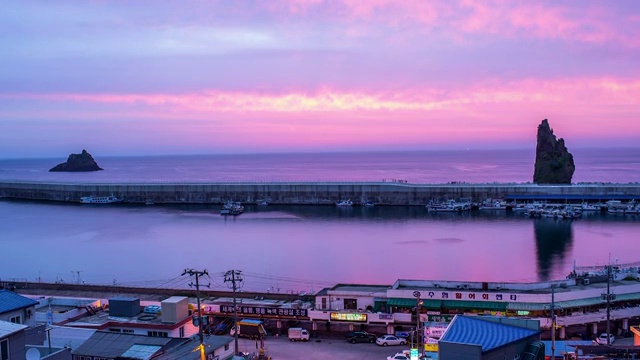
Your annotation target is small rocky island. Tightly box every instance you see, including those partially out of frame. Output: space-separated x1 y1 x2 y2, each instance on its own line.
533 119 575 184
49 149 103 172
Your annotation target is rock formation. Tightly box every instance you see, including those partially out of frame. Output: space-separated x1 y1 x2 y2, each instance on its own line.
49 149 103 172
533 119 575 184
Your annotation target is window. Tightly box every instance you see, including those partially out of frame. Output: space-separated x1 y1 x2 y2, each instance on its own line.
109 328 122 332
224 344 229 351
122 329 134 334
9 316 21 324
179 326 184 338
344 298 357 310
321 298 327 310
1 338 8 360
148 331 168 338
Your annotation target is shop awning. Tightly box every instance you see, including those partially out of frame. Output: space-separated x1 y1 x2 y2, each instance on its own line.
442 300 507 311
554 298 604 308
611 292 640 301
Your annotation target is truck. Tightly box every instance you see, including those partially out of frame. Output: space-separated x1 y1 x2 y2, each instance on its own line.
230 319 268 339
288 327 310 342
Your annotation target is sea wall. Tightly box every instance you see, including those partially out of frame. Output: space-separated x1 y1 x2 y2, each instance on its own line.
1 181 639 205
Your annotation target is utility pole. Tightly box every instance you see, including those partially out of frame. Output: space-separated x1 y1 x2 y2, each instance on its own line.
183 268 209 360
605 265 613 345
413 291 423 359
551 285 555 360
225 270 243 355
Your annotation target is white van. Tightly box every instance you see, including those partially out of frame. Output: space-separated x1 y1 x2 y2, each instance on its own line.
288 327 310 341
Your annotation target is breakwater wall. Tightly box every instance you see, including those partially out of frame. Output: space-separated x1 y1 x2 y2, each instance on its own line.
1 181 639 205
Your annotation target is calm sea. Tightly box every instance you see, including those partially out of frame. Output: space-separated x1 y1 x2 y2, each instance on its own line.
1 148 639 293
1 148 639 183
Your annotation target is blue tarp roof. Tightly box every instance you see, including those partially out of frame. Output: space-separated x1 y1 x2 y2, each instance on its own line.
440 316 540 353
0 290 38 314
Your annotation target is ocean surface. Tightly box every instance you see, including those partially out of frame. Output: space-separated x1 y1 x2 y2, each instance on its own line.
1 148 639 293
1 148 639 183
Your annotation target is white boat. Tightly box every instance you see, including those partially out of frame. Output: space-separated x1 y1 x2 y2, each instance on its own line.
363 201 375 207
336 199 353 206
427 199 470 212
221 201 244 215
220 201 233 215
578 202 604 212
568 260 640 282
479 199 508 210
256 200 269 206
80 194 123 204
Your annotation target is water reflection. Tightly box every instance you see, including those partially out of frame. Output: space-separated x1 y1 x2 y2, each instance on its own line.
534 219 574 281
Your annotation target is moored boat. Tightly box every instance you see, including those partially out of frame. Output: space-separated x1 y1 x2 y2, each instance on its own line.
80 194 123 204
221 201 244 215
336 199 353 206
427 199 471 212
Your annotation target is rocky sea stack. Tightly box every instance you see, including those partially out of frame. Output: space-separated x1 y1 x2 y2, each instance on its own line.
49 149 103 172
533 119 575 184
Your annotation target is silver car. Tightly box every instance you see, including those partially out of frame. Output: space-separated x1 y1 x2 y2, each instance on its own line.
376 334 407 346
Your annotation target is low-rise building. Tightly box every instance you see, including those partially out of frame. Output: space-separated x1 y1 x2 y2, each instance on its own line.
0 320 28 360
64 296 199 339
438 315 543 360
0 290 38 326
71 331 234 360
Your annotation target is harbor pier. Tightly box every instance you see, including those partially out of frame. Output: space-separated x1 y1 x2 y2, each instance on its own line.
1 181 639 205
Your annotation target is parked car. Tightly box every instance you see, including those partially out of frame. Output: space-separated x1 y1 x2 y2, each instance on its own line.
596 333 615 344
345 331 377 344
376 334 407 346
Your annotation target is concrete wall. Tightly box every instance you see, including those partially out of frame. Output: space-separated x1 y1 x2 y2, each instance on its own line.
2 181 639 205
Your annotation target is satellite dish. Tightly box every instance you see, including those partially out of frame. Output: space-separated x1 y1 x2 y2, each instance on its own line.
26 348 41 360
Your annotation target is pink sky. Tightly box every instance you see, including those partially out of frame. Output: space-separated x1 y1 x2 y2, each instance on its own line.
1 0 639 157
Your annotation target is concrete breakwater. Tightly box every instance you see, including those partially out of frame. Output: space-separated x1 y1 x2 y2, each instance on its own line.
1 181 639 205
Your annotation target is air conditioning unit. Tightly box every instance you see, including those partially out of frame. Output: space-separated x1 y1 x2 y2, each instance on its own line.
496 286 501 291
433 284 439 288
463 284 469 290
456 285 462 289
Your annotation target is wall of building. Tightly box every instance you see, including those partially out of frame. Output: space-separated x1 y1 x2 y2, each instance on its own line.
2 181 639 205
1 331 27 360
482 339 534 360
439 341 482 360
0 307 36 327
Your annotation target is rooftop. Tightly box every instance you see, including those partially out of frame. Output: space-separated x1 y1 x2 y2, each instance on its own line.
72 330 183 358
0 320 28 338
440 315 541 353
66 308 189 329
0 289 38 314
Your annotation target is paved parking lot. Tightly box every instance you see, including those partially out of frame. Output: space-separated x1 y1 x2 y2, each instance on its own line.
235 335 435 360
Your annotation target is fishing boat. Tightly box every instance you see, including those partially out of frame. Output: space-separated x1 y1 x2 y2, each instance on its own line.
567 260 640 282
221 201 244 215
80 194 123 204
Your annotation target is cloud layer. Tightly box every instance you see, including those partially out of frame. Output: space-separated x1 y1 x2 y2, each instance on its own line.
1 0 639 156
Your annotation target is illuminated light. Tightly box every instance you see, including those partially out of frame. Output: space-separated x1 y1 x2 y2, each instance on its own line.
329 312 367 322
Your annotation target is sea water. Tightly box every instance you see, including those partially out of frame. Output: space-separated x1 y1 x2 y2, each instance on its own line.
0 148 639 293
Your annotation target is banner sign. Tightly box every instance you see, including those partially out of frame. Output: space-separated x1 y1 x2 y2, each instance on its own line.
218 305 307 317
